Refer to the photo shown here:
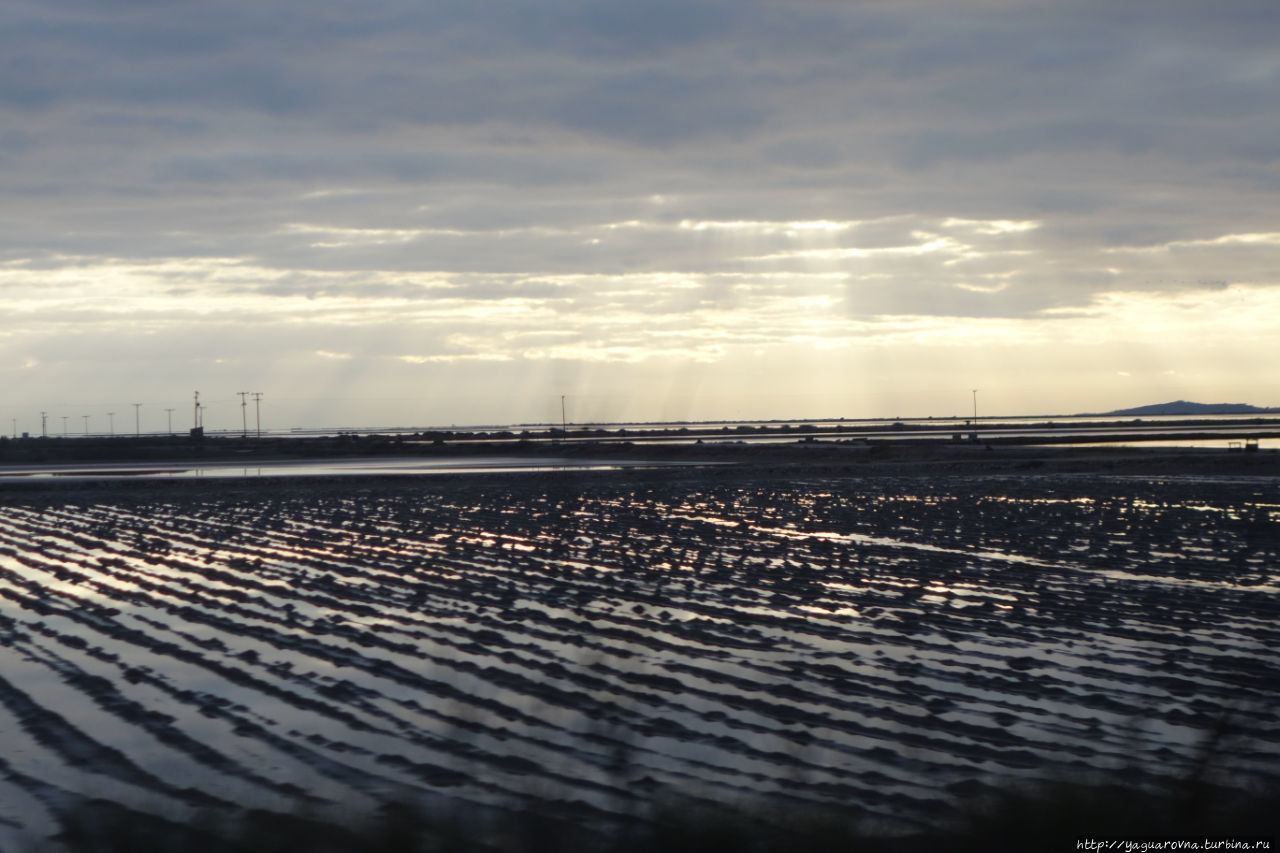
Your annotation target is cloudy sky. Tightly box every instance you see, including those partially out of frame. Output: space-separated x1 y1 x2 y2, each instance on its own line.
2 0 1278 431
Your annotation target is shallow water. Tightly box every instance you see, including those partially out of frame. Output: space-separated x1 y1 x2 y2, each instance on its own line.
1042 438 1280 450
0 475 1276 847
0 456 709 481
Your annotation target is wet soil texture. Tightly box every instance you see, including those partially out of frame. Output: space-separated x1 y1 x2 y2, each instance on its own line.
0 472 1276 844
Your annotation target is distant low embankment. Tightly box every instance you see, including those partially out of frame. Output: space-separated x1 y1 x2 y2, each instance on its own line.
1092 400 1280 417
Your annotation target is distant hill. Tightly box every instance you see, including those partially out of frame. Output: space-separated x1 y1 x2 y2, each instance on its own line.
1095 400 1280 416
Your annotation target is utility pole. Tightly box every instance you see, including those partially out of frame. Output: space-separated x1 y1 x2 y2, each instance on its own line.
82 415 89 436
133 403 141 436
237 391 249 437
971 388 979 441
560 395 567 434
107 412 115 435
40 411 47 438
61 416 68 436
165 408 175 435
251 392 263 438
193 391 201 430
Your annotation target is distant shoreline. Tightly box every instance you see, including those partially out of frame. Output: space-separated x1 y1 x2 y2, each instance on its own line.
3 413 1279 460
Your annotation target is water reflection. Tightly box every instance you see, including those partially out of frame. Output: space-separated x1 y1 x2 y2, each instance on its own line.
1042 438 1279 450
0 457 709 481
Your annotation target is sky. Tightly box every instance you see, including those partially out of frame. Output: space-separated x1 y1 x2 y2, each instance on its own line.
2 0 1278 432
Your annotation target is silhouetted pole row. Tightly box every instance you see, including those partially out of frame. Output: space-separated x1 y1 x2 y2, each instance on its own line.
12 393 265 439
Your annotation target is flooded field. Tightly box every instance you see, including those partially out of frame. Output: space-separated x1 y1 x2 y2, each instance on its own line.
0 456 705 481
0 472 1277 846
